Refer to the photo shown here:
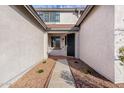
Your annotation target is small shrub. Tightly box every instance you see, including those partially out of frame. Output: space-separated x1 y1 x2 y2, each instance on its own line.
81 67 93 74
87 69 92 74
43 60 47 64
118 46 124 63
74 61 78 64
37 69 44 74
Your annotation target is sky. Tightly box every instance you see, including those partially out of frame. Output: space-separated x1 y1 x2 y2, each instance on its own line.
32 5 87 9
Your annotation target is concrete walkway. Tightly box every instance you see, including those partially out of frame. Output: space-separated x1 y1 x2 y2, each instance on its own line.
48 59 75 88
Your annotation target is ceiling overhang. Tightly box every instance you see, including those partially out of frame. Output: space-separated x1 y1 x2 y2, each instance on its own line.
24 5 94 32
35 8 84 12
47 26 79 31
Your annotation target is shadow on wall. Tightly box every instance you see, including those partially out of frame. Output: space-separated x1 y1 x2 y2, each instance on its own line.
9 6 45 32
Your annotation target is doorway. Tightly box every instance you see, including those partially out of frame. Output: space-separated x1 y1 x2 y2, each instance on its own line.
67 33 75 57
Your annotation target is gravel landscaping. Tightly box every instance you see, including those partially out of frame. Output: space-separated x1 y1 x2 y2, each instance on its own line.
10 58 56 88
9 56 124 88
67 58 124 88
49 56 124 88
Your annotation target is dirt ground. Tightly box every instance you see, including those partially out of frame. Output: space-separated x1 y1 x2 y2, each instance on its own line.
10 56 124 88
67 58 124 88
10 58 56 88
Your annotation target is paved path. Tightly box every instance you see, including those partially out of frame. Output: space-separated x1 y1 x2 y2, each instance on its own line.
48 59 75 88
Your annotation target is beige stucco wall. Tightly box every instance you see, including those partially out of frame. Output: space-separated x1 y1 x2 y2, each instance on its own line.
114 5 124 83
79 6 115 82
0 6 47 86
44 32 48 59
60 12 79 24
75 32 80 58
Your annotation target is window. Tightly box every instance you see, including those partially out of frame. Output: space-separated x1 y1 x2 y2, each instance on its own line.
51 36 61 49
38 12 60 22
50 12 60 22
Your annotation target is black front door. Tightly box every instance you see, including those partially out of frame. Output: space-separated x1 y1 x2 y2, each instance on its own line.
67 33 75 57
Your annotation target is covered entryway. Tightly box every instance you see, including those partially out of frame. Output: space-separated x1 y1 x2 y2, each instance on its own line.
48 33 67 56
48 33 76 57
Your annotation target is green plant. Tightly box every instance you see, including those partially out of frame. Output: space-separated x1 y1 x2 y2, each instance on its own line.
37 69 44 74
118 46 124 63
81 68 93 74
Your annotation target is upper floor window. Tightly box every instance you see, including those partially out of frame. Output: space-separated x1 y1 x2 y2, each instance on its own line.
38 12 60 23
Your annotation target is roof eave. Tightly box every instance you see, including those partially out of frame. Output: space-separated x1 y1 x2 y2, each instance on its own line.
75 5 94 27
24 5 48 31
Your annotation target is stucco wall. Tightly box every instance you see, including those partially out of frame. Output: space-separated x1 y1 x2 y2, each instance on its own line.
75 32 80 58
114 5 124 83
0 6 47 86
44 32 48 59
60 12 79 24
79 6 115 82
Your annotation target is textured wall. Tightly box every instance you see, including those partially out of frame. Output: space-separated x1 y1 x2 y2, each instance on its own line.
75 32 80 58
115 6 124 83
0 6 47 86
44 32 48 59
60 12 79 24
79 6 115 82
